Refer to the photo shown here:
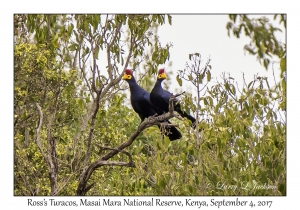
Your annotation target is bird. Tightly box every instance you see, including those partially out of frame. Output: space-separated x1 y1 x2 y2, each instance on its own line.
150 68 196 127
122 69 182 141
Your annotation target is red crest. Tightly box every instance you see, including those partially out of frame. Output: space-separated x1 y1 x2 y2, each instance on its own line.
125 69 133 75
158 69 165 74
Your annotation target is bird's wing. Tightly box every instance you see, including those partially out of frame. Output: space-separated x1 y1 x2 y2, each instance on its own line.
159 89 174 111
131 91 157 121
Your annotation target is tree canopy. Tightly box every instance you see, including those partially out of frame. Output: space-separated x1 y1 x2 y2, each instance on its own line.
14 14 286 196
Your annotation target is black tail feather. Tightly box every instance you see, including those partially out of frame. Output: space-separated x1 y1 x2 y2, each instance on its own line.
165 125 182 141
176 108 196 128
157 121 182 141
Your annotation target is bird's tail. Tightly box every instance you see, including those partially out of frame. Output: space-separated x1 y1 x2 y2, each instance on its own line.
177 109 196 128
166 125 182 141
158 121 182 141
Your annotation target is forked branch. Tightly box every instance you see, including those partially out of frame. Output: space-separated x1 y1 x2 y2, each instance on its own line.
76 94 180 195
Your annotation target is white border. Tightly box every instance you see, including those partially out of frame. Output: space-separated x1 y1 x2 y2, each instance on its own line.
2 1 298 209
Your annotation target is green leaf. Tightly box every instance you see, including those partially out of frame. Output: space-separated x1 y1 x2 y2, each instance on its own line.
254 93 261 99
176 75 182 86
217 137 221 148
207 71 211 82
188 185 194 193
263 58 270 69
247 81 253 89
94 44 99 59
78 98 84 110
69 43 78 51
229 14 237 22
229 84 236 95
226 22 233 30
224 83 230 91
280 57 286 72
167 15 172 25
92 15 100 30
68 24 74 36
207 96 213 106
244 101 249 112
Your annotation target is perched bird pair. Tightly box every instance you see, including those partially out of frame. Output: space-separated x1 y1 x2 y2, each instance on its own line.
122 69 196 141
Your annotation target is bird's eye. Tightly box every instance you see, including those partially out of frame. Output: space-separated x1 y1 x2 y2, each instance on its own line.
158 73 166 79
127 75 132 79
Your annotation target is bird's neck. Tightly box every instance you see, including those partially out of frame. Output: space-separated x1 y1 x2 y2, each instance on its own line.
154 79 163 89
128 79 142 93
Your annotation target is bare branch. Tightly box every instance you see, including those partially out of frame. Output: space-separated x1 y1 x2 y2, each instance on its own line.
106 21 122 81
35 103 47 161
91 40 97 91
152 122 179 128
46 90 60 195
96 145 134 163
72 48 79 69
100 32 135 100
85 73 95 100
94 161 135 167
71 101 96 152
82 92 101 172
35 103 58 195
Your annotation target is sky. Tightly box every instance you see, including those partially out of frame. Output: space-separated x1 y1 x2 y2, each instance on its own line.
156 15 285 94
2 0 300 208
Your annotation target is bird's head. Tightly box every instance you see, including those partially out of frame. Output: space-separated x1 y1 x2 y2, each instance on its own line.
157 68 167 80
122 69 134 80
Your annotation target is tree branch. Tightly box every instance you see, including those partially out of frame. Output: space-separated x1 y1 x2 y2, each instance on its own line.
100 32 135 100
76 95 179 195
106 21 122 81
96 145 134 163
47 90 60 195
36 103 58 195
35 103 47 161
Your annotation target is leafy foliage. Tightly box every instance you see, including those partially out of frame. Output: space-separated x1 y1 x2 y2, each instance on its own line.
176 54 286 195
14 14 285 196
226 15 286 70
226 14 286 111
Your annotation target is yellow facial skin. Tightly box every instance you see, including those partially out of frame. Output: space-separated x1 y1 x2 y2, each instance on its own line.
158 73 167 79
122 74 132 80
